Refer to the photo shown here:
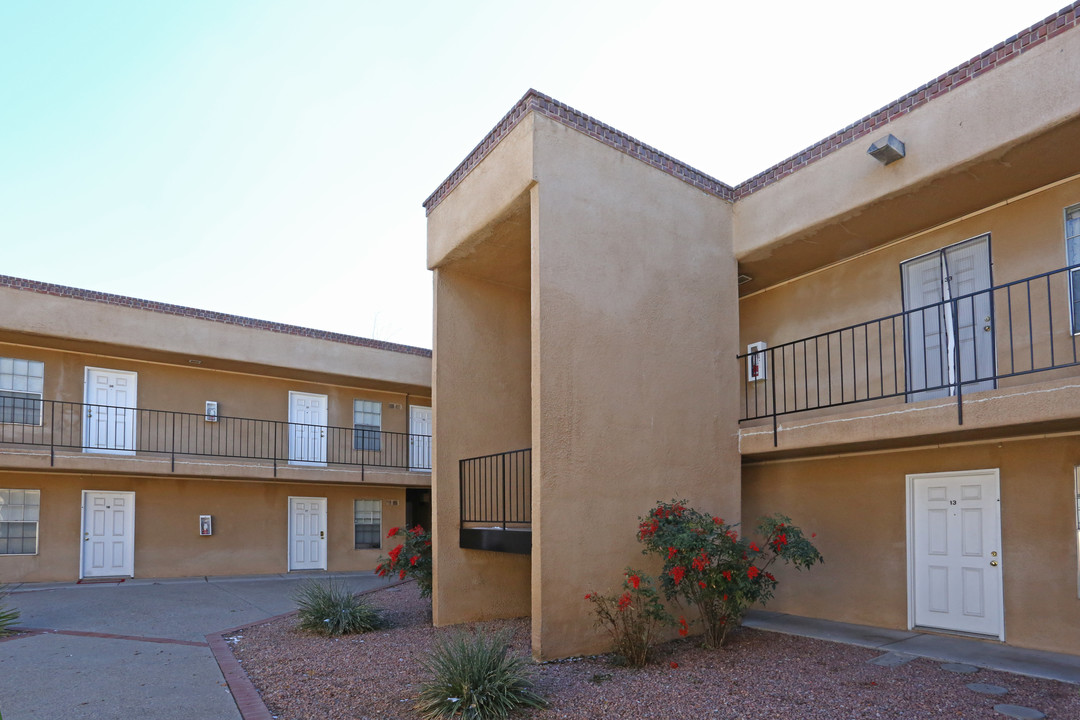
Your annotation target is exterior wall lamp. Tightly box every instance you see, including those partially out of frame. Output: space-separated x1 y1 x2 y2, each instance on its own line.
867 134 906 164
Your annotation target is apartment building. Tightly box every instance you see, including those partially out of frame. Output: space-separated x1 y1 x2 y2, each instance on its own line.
423 4 1080 659
0 276 432 583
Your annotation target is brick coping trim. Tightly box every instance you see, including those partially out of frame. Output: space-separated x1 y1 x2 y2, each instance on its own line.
205 578 411 720
422 2 1080 215
0 274 432 358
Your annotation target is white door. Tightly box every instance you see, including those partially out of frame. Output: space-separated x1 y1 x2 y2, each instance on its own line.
409 405 432 470
908 469 1003 639
288 497 327 571
81 491 135 578
288 392 327 465
903 236 995 402
83 368 138 454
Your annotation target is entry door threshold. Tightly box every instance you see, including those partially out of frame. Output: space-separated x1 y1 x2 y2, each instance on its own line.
77 577 127 584
911 625 1002 642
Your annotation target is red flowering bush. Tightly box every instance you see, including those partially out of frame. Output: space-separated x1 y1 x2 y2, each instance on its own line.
639 500 823 648
584 568 673 667
375 524 433 599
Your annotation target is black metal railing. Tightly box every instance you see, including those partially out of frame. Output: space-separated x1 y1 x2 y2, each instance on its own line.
460 448 532 529
739 264 1080 444
0 398 431 474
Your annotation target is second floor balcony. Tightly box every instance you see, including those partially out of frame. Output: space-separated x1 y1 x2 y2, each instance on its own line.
738 264 1080 453
0 398 432 483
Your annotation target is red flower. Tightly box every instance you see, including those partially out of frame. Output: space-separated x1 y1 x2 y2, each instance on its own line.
773 533 787 547
410 555 419 566
424 540 432 546
388 544 404 562
670 566 686 585
750 542 760 552
748 566 760 579
670 661 679 669
698 581 707 589
812 533 817 538
617 593 632 611
667 547 678 560
722 570 732 582
398 569 406 580
765 572 775 582
584 593 592 600
387 527 400 537
628 574 641 590
409 525 425 535
691 552 709 571
678 616 689 637
713 516 723 524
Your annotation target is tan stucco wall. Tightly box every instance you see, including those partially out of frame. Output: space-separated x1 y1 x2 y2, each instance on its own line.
742 434 1080 655
528 114 741 660
429 268 533 626
0 471 406 583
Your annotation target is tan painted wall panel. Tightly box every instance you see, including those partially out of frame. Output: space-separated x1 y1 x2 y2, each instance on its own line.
743 435 1080 655
529 115 740 659
430 269 532 626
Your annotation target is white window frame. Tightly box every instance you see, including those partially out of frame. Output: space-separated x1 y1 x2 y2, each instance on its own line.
0 357 44 426
1065 203 1080 335
354 499 382 549
353 400 382 452
0 488 41 556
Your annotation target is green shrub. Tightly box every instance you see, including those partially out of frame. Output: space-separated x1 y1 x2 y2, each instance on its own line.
585 568 673 666
639 500 823 647
415 629 546 720
0 584 19 636
375 524 433 598
294 579 383 636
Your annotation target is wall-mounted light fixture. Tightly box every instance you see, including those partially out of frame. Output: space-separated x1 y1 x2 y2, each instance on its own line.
867 134 906 164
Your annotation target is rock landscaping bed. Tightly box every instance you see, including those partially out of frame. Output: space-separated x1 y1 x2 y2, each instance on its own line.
230 582 1080 719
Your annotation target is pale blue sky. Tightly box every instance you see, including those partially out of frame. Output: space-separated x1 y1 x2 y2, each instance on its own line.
1 1 1069 348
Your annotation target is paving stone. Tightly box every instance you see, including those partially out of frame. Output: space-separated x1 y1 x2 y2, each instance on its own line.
940 662 980 674
868 652 916 667
967 682 1009 695
992 704 1045 719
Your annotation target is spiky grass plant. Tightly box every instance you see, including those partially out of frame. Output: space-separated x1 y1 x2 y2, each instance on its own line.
294 579 383 636
0 584 20 636
415 629 546 720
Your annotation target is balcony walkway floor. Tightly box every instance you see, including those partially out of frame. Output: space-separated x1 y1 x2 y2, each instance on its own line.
744 610 1080 684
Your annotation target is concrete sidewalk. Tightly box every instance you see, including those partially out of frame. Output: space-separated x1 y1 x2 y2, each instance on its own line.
744 610 1080 684
0 572 386 720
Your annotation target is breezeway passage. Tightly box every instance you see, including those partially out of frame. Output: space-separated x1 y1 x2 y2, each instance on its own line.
0 572 383 720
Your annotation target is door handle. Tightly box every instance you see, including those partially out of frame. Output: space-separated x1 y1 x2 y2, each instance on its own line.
990 560 998 567
320 531 325 539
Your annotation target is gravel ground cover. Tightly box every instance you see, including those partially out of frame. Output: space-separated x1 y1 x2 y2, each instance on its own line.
231 582 1080 720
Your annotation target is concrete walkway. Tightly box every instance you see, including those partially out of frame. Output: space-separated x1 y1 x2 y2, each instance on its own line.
744 610 1080 684
0 572 385 720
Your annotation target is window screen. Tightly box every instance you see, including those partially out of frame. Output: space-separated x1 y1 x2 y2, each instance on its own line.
354 499 381 549
1067 204 1080 333
0 358 44 425
353 400 382 451
0 489 40 555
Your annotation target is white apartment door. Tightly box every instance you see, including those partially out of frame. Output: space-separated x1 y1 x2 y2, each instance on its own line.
288 497 327 571
903 235 995 402
81 491 135 578
409 405 432 470
83 368 138 454
908 469 1003 639
288 392 327 465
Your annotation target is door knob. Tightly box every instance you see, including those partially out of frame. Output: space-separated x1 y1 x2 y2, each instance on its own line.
320 531 325 539
990 560 998 566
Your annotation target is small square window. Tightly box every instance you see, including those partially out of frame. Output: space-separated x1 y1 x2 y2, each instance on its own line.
0 488 40 555
354 499 381 549
0 358 44 425
353 400 382 451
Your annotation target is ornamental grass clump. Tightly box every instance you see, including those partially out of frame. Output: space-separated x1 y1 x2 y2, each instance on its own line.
584 568 673 667
0 584 19 636
639 500 823 648
414 629 546 720
294 579 383 636
375 524 433 598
